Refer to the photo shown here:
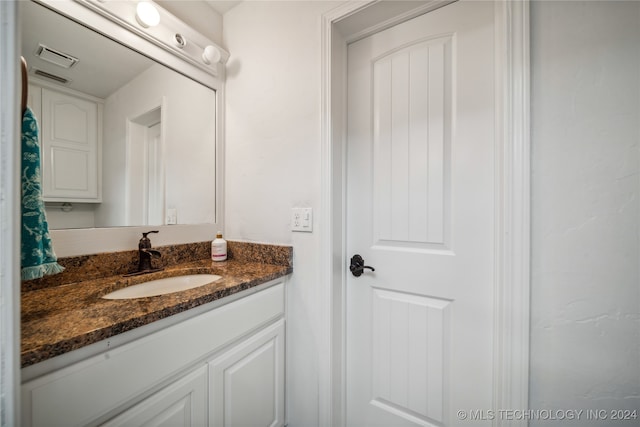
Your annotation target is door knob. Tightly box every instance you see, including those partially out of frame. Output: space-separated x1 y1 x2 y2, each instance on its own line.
350 254 375 277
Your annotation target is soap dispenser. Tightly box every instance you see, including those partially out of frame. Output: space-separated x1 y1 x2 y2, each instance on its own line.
211 232 227 262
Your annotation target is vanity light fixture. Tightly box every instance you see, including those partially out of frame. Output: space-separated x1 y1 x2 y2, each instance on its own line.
174 33 187 48
135 1 160 28
74 0 229 75
202 45 221 65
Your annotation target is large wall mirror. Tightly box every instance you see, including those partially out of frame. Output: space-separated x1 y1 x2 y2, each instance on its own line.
20 0 224 256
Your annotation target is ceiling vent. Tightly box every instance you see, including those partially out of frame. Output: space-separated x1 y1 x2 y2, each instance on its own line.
35 44 78 69
33 68 71 85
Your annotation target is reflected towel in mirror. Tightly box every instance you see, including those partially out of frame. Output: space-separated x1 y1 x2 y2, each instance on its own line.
21 107 64 280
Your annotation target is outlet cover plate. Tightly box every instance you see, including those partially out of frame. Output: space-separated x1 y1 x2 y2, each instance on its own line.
291 207 312 232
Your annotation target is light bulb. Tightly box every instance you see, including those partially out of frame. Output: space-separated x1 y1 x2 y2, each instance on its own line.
202 45 221 65
136 2 160 28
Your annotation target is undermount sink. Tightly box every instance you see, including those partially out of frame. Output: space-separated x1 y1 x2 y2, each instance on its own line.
102 274 222 299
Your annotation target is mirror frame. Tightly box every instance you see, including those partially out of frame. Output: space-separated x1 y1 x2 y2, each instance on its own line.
28 0 225 256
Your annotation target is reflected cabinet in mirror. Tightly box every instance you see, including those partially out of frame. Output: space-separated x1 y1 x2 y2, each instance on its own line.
21 0 217 230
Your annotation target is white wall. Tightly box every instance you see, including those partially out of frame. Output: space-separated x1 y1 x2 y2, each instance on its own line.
530 1 640 423
223 2 340 425
224 1 640 425
99 64 217 227
45 202 96 229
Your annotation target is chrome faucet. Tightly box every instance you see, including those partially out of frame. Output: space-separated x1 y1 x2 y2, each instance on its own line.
137 230 162 273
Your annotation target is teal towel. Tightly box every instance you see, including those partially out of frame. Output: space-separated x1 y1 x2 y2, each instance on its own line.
21 107 64 280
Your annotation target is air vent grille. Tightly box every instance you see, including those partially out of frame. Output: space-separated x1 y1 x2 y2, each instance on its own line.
35 44 78 69
33 69 70 85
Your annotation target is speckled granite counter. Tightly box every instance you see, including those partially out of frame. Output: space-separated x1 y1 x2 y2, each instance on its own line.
21 241 292 368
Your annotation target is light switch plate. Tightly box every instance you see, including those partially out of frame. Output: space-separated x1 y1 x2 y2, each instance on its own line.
166 208 177 225
291 207 313 232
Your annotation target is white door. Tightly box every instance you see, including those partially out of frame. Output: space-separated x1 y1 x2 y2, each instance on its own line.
346 2 496 426
127 109 164 226
146 122 164 225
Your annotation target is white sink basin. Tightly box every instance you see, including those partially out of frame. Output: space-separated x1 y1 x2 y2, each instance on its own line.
102 274 222 299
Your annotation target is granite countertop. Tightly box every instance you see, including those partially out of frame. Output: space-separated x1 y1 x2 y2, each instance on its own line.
21 241 292 368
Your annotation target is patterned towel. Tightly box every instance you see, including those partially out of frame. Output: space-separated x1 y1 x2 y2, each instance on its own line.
21 107 64 280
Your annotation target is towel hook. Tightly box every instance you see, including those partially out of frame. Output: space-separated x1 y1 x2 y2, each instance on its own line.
21 56 28 114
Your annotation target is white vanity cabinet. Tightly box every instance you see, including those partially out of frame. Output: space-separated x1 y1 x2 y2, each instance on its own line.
101 365 208 427
21 282 286 427
209 320 285 426
28 83 102 202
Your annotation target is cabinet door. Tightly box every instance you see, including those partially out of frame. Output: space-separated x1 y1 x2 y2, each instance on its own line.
41 88 100 201
209 320 285 427
102 365 207 427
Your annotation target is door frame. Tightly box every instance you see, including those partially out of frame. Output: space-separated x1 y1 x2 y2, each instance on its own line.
319 1 531 426
0 0 21 424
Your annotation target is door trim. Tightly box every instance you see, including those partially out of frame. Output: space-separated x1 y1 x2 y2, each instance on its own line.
319 1 531 426
0 0 21 424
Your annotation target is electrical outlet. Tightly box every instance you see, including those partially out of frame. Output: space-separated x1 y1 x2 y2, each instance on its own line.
291 207 312 232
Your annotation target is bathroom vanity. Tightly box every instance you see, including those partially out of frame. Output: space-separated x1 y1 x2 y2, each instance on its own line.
22 283 285 426
21 241 291 426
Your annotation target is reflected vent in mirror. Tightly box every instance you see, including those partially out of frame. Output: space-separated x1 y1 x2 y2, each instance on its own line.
35 44 79 68
32 68 70 85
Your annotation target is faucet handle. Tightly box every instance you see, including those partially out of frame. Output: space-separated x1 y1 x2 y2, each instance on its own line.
139 230 159 250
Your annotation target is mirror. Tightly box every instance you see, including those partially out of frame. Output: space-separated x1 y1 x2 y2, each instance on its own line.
21 0 217 230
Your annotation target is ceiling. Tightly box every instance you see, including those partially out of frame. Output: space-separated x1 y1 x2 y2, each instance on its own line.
205 1 242 15
21 0 153 99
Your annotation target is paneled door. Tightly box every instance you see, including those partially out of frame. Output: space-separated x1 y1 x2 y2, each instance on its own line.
40 88 100 200
346 2 496 426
